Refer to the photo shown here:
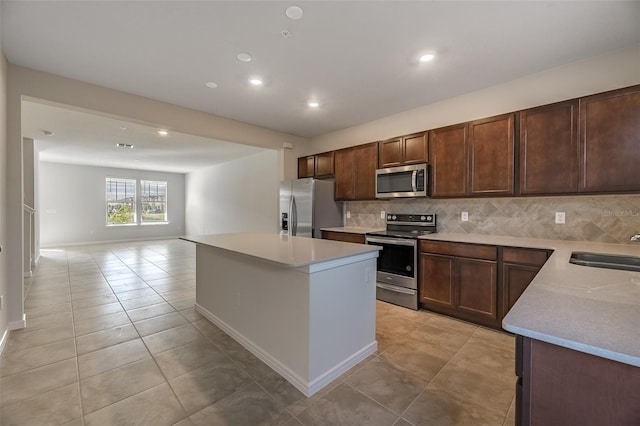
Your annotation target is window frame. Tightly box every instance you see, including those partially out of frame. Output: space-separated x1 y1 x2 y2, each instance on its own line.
105 177 169 227
140 180 168 225
105 177 137 226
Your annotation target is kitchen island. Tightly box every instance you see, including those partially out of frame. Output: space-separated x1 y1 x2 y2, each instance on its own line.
180 232 380 397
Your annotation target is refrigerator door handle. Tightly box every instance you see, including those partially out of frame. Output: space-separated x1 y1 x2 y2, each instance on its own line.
291 195 297 236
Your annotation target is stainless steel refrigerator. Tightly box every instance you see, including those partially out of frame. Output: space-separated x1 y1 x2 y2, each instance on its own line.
279 178 343 238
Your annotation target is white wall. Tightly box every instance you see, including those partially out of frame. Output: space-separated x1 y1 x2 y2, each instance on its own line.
39 162 185 247
185 150 279 236
0 49 9 345
306 44 640 154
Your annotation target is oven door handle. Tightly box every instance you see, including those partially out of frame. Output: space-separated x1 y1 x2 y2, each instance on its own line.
376 282 417 295
366 236 416 246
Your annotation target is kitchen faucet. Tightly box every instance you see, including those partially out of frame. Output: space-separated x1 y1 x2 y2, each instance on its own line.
631 234 640 242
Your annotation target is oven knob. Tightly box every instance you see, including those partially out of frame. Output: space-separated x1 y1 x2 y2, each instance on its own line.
387 214 392 220
420 215 426 221
406 265 412 272
392 215 397 220
426 215 433 221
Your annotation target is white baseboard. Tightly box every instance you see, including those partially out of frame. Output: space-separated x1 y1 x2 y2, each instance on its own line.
40 235 182 248
23 270 33 278
195 303 377 397
0 328 8 355
8 314 27 330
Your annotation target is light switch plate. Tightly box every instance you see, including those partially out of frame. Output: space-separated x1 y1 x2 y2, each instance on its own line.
555 212 566 224
346 211 351 219
461 212 469 222
381 211 386 219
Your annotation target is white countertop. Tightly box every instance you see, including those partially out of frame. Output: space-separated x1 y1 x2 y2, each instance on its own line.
181 232 380 268
419 233 640 367
321 226 385 235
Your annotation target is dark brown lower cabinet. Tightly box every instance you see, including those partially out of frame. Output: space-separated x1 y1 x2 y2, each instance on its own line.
516 336 640 426
501 247 550 318
321 230 365 244
419 242 550 329
419 241 499 328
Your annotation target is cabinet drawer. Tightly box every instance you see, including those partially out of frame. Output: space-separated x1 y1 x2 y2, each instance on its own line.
503 247 549 266
420 240 497 261
321 231 365 244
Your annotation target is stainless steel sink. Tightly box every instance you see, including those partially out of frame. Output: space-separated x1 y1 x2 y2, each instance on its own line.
570 252 640 272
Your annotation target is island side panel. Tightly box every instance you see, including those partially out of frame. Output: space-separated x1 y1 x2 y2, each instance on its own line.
194 244 311 385
308 258 378 388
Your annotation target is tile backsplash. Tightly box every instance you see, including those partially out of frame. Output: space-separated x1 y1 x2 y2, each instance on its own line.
345 194 640 244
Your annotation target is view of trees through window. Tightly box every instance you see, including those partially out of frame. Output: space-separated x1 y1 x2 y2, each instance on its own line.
106 178 167 225
141 180 167 223
106 178 136 224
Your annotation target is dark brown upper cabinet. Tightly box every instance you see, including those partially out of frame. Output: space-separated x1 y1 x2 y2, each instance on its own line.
378 132 428 168
297 151 334 179
298 156 315 178
579 85 640 193
429 114 515 198
334 143 378 201
520 100 579 195
468 113 516 196
429 123 468 197
314 151 335 177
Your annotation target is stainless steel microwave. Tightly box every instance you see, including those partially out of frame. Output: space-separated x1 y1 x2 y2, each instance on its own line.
375 163 428 198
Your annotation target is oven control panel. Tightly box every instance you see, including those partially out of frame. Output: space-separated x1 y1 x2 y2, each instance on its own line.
386 214 436 226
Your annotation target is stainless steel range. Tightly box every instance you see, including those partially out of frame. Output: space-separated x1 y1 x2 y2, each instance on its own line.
365 214 437 310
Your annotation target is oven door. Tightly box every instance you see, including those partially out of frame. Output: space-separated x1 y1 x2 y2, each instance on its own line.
365 236 417 289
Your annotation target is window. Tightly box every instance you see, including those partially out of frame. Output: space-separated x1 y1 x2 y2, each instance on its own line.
140 180 167 223
106 178 136 225
105 178 168 226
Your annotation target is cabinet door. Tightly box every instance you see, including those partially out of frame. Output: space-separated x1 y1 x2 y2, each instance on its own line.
419 253 455 307
315 151 335 177
298 156 315 178
334 148 355 200
579 85 640 192
456 258 497 320
378 137 402 168
354 143 378 200
502 263 540 316
469 113 515 195
429 123 468 197
520 100 579 194
403 132 428 165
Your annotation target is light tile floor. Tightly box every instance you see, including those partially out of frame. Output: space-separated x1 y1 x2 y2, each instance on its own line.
1 239 516 426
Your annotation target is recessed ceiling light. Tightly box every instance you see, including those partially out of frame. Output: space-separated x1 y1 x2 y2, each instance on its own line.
116 143 134 149
157 130 169 136
42 130 54 136
205 82 218 89
249 78 263 86
308 101 320 108
237 53 252 62
419 53 436 63
285 6 303 20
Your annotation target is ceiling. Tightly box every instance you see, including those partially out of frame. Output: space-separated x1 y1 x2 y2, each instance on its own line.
22 101 266 173
3 1 640 172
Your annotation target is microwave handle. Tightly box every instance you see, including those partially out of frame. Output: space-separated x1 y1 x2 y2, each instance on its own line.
411 170 417 192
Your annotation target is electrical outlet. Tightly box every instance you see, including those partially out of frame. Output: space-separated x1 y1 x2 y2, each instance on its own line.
346 211 351 219
555 212 566 224
381 211 386 219
461 212 469 222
